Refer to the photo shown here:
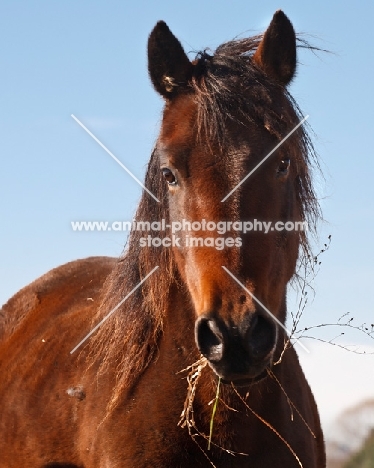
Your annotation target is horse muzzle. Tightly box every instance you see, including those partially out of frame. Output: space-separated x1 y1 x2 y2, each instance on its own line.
195 312 277 384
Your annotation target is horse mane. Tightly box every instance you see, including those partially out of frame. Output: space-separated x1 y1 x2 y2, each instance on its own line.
87 34 321 412
87 148 175 410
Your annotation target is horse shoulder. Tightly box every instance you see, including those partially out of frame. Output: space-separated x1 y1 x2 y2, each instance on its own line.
0 256 116 466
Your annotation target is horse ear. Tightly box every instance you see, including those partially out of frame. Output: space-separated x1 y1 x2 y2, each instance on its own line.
253 10 297 86
148 21 193 98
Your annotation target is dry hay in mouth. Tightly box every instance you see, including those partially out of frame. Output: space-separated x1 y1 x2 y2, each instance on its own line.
177 356 315 468
177 357 245 467
178 356 208 434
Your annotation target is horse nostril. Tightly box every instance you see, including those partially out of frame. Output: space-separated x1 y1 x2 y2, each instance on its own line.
246 314 276 359
195 317 224 362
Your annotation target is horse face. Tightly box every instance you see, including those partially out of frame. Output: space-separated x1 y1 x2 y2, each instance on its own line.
149 12 302 383
157 95 301 383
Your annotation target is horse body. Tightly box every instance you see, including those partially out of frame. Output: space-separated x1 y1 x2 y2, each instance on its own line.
0 258 323 466
0 10 326 467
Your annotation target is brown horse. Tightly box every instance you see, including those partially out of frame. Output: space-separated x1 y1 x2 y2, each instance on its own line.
0 10 325 467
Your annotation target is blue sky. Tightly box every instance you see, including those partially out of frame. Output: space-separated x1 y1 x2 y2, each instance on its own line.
1 1 374 426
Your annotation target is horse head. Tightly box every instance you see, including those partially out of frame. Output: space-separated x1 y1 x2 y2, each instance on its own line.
147 11 313 385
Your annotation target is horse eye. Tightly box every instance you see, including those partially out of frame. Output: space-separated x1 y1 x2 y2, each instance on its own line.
277 158 291 176
162 168 177 185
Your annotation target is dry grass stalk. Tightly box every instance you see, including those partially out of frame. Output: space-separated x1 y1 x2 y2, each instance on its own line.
178 357 248 466
267 368 316 438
